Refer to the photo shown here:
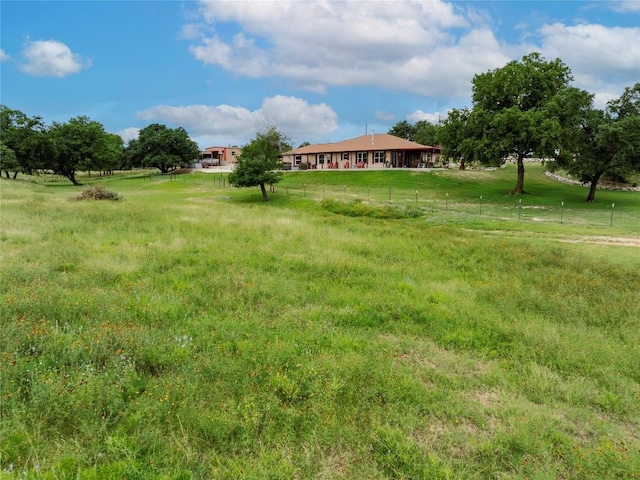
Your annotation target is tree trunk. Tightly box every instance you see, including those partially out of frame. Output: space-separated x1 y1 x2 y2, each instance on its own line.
585 172 603 202
511 154 525 194
12 171 18 179
66 173 80 186
260 182 269 202
4 171 9 178
459 158 466 170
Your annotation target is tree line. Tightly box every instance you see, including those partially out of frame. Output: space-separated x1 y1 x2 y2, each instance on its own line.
3 53 638 202
389 53 639 202
0 108 200 185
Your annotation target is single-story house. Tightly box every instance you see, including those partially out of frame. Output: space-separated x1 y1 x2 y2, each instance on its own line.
199 146 242 167
281 133 442 170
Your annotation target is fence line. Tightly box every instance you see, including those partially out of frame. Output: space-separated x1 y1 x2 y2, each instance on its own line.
38 171 635 228
274 183 638 228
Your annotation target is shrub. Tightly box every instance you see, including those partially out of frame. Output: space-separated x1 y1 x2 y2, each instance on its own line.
75 184 122 201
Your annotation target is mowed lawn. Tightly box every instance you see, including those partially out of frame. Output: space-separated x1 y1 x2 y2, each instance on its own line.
1 167 639 479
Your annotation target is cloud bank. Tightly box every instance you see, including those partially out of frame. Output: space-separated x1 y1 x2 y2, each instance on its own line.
136 95 338 147
186 0 639 109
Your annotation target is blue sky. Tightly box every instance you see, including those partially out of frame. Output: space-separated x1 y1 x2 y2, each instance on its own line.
1 1 638 149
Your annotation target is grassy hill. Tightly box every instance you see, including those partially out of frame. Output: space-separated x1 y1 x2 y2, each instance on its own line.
1 166 639 479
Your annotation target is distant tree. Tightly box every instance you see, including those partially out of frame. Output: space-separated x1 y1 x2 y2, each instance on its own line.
48 116 114 185
0 142 19 178
607 82 640 118
125 124 199 174
557 83 640 202
414 120 439 146
298 141 311 148
466 52 575 194
0 106 49 177
436 109 475 170
388 120 416 141
95 133 125 174
229 126 291 202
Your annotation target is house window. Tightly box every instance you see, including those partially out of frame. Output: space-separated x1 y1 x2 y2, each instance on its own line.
318 153 330 164
374 151 385 163
357 152 368 163
342 153 349 161
294 155 302 165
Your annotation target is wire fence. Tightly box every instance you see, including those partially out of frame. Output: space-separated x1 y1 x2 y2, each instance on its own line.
272 183 639 229
25 170 638 229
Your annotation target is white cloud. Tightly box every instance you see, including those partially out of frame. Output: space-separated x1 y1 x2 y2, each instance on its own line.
179 23 203 40
117 128 140 144
137 95 338 146
18 40 91 77
186 0 507 98
540 23 640 77
0 49 10 62
406 110 446 124
538 23 640 107
610 0 640 12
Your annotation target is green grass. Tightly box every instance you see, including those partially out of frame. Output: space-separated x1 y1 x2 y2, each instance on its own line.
1 167 639 479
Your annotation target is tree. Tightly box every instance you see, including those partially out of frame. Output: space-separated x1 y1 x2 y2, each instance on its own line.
414 120 439 146
436 109 473 170
125 124 199 174
467 53 574 194
228 126 291 201
557 83 640 201
47 116 115 185
388 120 416 141
0 106 49 177
95 133 124 174
0 142 19 178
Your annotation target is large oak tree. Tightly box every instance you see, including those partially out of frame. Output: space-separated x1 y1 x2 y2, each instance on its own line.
125 124 200 174
449 53 576 194
48 116 115 185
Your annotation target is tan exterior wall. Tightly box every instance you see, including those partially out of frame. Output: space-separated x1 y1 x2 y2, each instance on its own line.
282 149 442 170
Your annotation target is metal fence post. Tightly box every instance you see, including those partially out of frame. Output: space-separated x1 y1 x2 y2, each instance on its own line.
610 203 615 226
518 198 522 220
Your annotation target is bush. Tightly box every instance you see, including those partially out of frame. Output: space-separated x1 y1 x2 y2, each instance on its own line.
75 184 122 201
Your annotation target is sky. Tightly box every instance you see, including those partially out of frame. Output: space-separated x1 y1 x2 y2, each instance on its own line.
1 0 639 149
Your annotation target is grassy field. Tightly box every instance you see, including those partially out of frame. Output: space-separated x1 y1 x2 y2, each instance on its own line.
1 165 639 479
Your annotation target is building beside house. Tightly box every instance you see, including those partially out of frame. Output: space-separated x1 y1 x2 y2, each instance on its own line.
281 133 441 170
199 146 242 167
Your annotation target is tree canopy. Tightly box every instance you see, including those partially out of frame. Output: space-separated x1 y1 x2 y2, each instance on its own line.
124 124 200 174
0 106 49 178
48 116 118 185
388 120 439 146
446 53 576 194
228 126 291 201
556 83 640 201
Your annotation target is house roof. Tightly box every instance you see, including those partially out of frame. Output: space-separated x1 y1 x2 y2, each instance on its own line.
284 134 440 155
202 146 241 152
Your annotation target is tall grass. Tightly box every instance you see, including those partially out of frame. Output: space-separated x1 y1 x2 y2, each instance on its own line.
1 170 639 479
